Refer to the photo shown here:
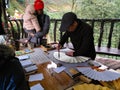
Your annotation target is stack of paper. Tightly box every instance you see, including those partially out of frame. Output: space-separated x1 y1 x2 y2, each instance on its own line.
17 54 38 75
24 65 38 73
29 73 44 82
19 59 38 75
53 66 66 73
20 60 34 67
30 84 44 90
17 55 30 61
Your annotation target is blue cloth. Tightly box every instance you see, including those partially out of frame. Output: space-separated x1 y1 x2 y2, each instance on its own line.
0 57 30 90
0 75 16 90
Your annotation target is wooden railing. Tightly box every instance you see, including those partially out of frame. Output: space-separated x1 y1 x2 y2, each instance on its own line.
8 19 120 57
50 19 120 57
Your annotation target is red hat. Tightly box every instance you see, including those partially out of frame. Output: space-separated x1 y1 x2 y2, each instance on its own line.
34 0 44 10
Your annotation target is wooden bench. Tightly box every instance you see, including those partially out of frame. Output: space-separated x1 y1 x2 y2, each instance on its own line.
82 19 120 57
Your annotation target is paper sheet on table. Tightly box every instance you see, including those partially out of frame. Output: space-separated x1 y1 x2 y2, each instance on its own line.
20 60 33 67
53 66 66 73
25 64 38 72
30 84 44 90
17 55 30 60
29 73 44 82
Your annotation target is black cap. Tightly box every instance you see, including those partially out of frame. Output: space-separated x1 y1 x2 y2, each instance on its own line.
60 12 77 32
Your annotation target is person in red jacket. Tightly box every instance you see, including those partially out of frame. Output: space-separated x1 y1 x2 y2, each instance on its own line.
33 0 50 46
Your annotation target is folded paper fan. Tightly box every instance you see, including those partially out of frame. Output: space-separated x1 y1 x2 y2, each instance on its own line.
53 52 89 63
77 67 120 81
73 83 110 90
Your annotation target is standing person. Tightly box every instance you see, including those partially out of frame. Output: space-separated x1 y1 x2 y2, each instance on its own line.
57 12 96 60
0 44 30 90
34 0 50 45
23 4 41 44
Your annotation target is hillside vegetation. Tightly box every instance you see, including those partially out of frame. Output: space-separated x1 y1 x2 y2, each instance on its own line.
7 0 120 19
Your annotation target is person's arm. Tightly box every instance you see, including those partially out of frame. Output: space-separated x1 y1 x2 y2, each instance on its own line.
59 31 69 47
31 16 41 32
42 15 50 35
13 57 30 90
73 27 94 56
34 15 50 38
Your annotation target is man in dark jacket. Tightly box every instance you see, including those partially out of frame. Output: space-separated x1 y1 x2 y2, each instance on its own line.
58 12 96 60
0 44 30 90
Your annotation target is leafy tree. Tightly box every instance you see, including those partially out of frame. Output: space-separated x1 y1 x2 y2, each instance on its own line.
7 0 120 19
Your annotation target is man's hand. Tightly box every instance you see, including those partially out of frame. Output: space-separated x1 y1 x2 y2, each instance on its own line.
56 44 62 51
29 33 35 37
65 51 74 56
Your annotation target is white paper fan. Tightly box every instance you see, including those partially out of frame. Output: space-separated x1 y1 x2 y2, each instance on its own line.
53 52 89 63
60 47 74 52
77 67 120 81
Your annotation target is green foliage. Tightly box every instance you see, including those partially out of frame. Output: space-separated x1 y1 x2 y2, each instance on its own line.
8 0 120 19
75 0 120 19
6 0 120 59
7 0 25 16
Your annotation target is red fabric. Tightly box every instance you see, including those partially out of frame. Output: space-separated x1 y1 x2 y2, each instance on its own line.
34 0 44 10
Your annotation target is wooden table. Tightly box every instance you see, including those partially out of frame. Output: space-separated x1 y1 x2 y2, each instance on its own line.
24 47 91 90
21 47 75 90
24 46 120 90
28 61 74 90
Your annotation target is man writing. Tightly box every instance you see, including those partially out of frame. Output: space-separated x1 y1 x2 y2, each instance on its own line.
57 12 96 60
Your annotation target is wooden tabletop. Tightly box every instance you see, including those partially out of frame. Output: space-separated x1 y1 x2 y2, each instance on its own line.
24 47 84 90
28 61 74 90
23 46 120 90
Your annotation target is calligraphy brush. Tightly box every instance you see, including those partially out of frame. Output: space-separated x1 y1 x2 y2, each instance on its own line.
58 43 60 58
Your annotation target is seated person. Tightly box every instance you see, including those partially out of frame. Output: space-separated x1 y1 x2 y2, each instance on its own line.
57 12 96 60
33 0 50 46
0 44 30 90
23 4 41 45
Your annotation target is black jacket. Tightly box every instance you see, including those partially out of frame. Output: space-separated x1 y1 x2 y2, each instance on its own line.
35 14 50 38
59 19 96 60
0 57 30 90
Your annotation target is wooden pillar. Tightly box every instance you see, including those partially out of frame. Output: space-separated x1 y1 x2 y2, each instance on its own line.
0 0 5 35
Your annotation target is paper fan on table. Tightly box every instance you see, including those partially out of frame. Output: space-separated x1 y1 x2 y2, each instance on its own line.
53 52 89 63
73 83 110 90
77 67 120 81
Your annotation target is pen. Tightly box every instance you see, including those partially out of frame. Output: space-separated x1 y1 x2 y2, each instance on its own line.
58 51 60 58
